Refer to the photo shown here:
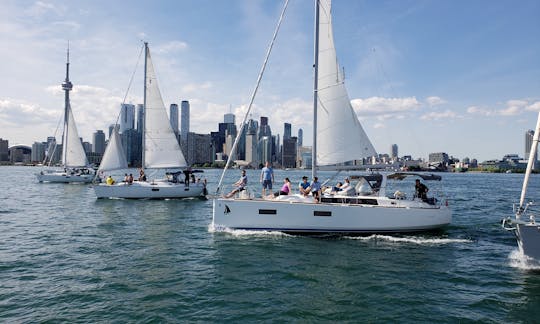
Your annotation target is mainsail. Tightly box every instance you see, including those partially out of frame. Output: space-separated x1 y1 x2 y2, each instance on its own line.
316 0 376 166
143 45 187 169
62 105 89 168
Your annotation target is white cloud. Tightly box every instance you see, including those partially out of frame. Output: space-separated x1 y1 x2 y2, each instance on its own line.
425 96 446 107
25 1 59 17
351 96 420 118
420 110 458 120
182 81 213 94
155 40 189 54
526 101 540 112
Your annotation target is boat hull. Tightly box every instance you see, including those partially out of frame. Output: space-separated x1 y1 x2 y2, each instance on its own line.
212 197 451 234
94 181 206 199
516 223 540 260
36 171 94 183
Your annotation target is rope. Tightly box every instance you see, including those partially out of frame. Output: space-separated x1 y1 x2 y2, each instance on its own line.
215 0 290 194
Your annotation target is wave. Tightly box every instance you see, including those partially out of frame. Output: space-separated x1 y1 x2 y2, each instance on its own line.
345 234 472 245
508 249 540 270
208 224 293 237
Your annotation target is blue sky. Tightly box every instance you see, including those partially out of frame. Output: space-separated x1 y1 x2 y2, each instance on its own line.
1 0 539 162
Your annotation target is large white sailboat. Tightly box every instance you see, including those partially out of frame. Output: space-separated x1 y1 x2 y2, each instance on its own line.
212 0 451 234
36 49 94 183
94 42 206 199
502 112 540 260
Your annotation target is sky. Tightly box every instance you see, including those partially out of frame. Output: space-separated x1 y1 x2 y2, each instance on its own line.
1 0 539 162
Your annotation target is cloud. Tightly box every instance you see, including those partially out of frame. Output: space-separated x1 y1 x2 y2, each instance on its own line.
182 81 213 94
420 110 458 120
155 40 189 54
425 96 446 107
467 99 536 116
526 101 540 112
351 96 420 118
0 98 59 127
25 1 60 17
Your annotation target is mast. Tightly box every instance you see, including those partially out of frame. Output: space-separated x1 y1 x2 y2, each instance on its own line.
518 112 540 218
61 45 73 167
142 42 148 170
312 0 320 179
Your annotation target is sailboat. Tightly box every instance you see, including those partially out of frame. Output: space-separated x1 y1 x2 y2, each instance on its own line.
502 112 540 260
212 0 451 233
93 42 206 199
36 49 94 183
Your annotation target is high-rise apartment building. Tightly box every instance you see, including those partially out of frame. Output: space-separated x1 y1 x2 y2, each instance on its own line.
283 123 291 140
282 136 297 168
136 104 144 133
31 142 46 163
0 138 8 162
525 129 538 169
170 103 179 136
93 130 106 154
224 113 235 124
181 101 190 140
120 103 135 133
297 128 303 147
391 144 398 159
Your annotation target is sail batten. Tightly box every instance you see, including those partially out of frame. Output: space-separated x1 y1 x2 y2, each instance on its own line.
316 0 376 166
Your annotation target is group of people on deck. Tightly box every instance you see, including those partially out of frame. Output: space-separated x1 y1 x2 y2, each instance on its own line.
225 161 432 203
105 169 146 185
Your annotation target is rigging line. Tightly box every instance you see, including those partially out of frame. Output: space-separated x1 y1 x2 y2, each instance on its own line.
215 0 290 194
114 42 145 126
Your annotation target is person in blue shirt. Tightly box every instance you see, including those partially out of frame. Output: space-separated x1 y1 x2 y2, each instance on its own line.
298 176 310 196
260 161 274 196
309 176 322 202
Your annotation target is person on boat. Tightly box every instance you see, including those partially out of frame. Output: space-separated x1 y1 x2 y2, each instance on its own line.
123 173 129 183
309 177 322 202
225 169 248 198
106 175 115 185
127 173 134 184
138 169 147 182
414 179 429 201
191 174 196 183
299 176 310 196
271 178 292 198
260 161 274 196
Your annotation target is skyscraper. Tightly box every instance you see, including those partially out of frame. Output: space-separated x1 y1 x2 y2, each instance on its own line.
224 113 235 124
391 144 398 159
170 103 179 136
181 101 190 140
298 128 303 147
93 130 106 154
283 123 291 140
120 103 135 133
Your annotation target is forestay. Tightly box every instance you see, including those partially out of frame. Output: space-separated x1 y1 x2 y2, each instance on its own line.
316 0 376 166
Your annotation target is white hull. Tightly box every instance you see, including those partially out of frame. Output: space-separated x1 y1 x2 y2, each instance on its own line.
213 195 451 234
94 181 206 199
36 171 94 183
516 223 540 260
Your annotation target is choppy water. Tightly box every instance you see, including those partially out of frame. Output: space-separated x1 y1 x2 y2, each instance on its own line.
1 166 539 322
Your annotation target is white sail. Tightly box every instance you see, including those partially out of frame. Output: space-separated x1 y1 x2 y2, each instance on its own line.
62 105 89 168
519 112 540 212
316 0 376 166
98 127 128 172
144 46 187 169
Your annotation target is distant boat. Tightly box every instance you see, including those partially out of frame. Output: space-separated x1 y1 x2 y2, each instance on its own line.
93 42 206 199
502 112 540 260
36 48 94 183
212 0 451 234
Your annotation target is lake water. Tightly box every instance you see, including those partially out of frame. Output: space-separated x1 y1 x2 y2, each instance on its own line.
1 166 539 322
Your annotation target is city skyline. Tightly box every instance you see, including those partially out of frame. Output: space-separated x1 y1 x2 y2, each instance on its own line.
1 0 539 161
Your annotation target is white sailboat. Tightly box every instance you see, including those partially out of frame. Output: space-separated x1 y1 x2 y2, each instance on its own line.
212 0 451 234
502 112 540 260
36 49 94 183
94 42 206 199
